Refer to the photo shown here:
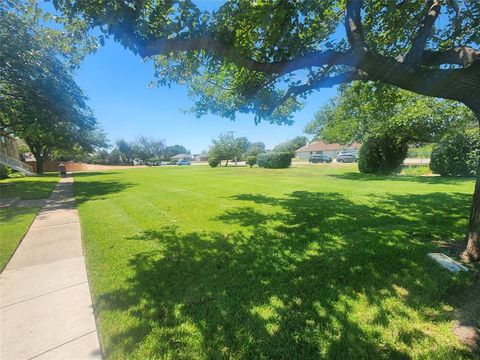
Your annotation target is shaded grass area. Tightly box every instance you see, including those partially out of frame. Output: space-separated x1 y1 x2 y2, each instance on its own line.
0 206 39 271
0 173 58 200
0 174 58 270
74 166 477 359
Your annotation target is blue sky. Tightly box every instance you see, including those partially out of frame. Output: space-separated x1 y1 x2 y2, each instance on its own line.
74 41 338 154
62 2 340 154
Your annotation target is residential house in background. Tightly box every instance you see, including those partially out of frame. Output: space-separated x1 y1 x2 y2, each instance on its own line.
0 135 33 174
192 153 209 162
0 135 20 159
171 153 192 162
295 141 361 160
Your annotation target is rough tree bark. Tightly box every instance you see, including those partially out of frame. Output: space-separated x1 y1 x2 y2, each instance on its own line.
35 156 44 175
463 110 480 262
28 144 50 175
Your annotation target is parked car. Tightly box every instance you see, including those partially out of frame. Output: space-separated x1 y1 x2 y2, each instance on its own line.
336 152 357 163
177 159 191 166
309 154 332 163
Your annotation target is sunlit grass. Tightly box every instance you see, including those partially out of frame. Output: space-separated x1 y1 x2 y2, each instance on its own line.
74 166 476 359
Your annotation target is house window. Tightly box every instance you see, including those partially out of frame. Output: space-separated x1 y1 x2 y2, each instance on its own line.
316 151 322 154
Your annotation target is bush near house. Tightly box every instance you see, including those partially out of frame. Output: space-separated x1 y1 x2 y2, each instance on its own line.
430 131 479 177
0 166 11 180
358 136 408 174
208 156 220 168
257 152 292 169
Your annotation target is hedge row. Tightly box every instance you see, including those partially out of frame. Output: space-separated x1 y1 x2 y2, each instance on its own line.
257 152 292 169
430 132 479 177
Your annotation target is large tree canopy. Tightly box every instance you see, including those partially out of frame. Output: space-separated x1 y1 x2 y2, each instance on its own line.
53 0 480 120
0 1 106 173
305 82 475 145
272 136 308 153
52 0 480 259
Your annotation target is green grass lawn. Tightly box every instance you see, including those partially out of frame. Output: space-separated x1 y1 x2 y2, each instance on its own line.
0 173 59 199
0 173 58 270
0 206 40 270
73 165 478 359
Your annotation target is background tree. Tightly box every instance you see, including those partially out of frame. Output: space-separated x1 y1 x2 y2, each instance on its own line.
273 136 308 155
133 136 165 162
164 145 189 161
209 133 244 166
235 136 251 160
0 2 105 174
305 82 473 146
246 142 266 157
54 0 480 259
116 139 134 164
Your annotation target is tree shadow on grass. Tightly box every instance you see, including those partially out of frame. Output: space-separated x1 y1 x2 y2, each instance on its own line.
73 172 136 204
0 176 58 200
0 206 40 223
328 172 475 185
97 191 474 359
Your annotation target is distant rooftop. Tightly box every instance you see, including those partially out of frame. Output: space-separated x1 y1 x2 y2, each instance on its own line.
171 153 192 159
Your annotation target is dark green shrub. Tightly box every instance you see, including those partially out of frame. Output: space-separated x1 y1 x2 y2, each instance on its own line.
358 136 408 174
208 156 220 168
246 156 256 168
0 165 10 180
257 152 292 169
430 131 479 177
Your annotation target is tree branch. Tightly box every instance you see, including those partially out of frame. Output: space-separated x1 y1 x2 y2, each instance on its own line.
269 70 369 113
420 47 480 66
135 34 356 75
345 0 365 49
113 4 479 108
404 0 441 65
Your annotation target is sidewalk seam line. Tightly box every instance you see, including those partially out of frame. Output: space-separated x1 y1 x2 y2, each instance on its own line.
1 281 88 309
0 256 84 277
26 330 97 360
31 221 80 229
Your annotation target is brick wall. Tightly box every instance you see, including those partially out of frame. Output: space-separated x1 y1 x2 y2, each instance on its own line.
24 161 145 173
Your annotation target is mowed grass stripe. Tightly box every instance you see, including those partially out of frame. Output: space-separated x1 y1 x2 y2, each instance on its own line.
74 166 476 360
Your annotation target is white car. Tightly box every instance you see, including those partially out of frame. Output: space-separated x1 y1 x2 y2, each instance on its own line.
336 152 358 163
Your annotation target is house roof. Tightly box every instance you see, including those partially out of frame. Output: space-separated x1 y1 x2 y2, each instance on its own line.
295 141 361 153
171 153 191 159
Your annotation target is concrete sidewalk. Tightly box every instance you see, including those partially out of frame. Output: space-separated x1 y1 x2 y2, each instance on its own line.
1 177 102 360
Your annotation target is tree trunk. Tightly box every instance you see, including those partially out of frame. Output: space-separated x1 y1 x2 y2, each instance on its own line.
225 159 229 167
35 155 45 175
462 108 480 261
464 176 480 261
